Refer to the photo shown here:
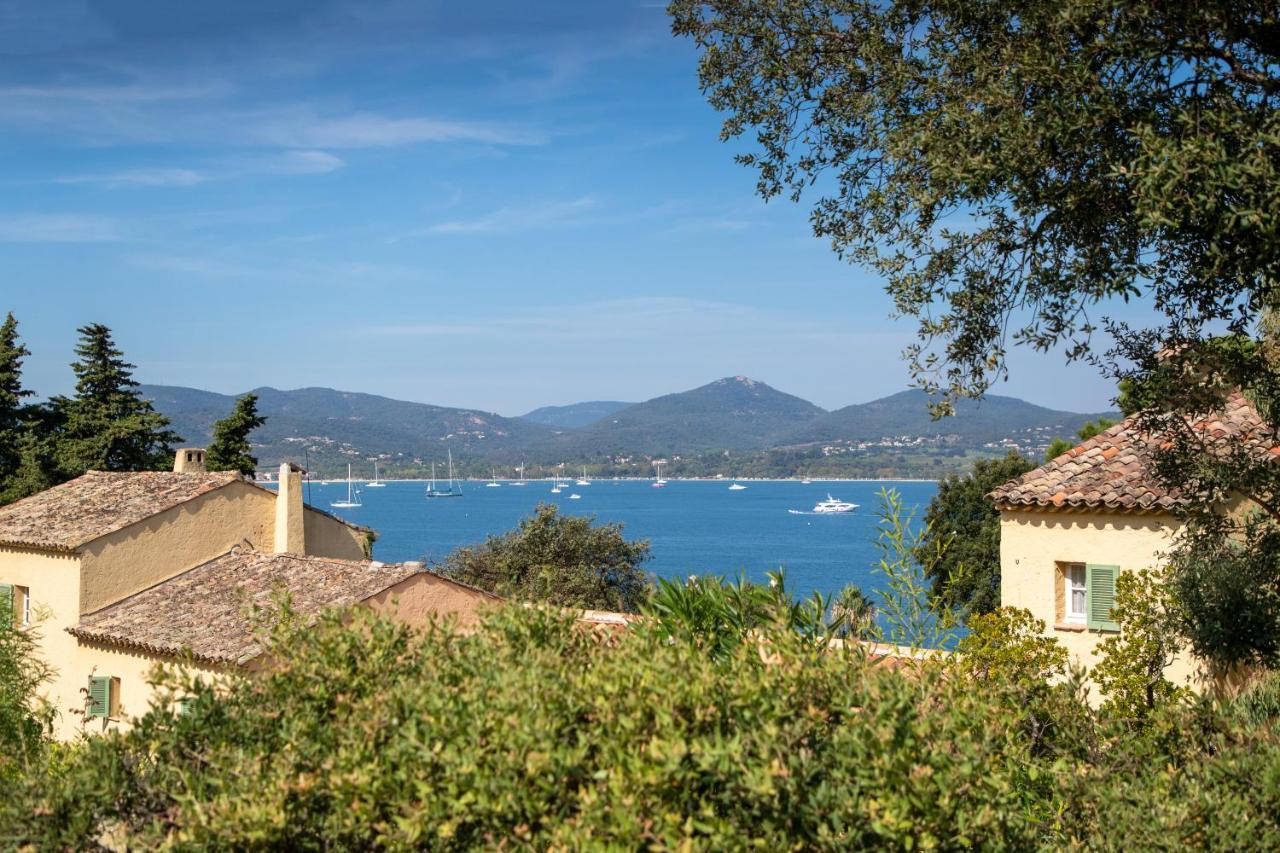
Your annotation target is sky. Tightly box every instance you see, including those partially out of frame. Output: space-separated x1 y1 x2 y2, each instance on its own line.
2 0 1126 416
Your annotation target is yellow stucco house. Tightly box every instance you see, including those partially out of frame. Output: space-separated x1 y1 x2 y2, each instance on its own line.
0 449 498 739
988 393 1266 692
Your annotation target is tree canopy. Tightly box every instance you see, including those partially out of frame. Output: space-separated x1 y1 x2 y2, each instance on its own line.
670 0 1280 407
205 393 266 476
917 452 1036 615
437 503 653 612
51 324 180 477
0 314 32 487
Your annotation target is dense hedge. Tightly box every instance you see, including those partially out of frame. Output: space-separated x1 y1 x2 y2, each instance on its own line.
6 604 1280 849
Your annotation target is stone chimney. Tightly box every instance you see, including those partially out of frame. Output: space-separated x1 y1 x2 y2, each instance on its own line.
273 462 306 554
173 448 207 473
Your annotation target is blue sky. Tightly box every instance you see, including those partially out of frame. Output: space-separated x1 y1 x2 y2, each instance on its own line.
2 0 1123 415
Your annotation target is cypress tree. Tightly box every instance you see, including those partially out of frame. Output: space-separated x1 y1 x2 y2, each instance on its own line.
0 313 32 485
53 324 181 476
205 393 266 476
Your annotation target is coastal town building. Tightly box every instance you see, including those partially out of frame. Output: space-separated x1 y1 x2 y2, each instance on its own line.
989 393 1268 693
0 450 497 739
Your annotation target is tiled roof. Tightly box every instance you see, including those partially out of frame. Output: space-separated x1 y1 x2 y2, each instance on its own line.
989 392 1272 512
68 551 422 665
0 471 241 551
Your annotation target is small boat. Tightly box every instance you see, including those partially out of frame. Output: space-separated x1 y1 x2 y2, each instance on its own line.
568 493 581 500
425 451 463 499
728 482 747 491
330 464 362 508
511 464 527 486
551 485 562 494
486 468 502 488
365 460 386 488
813 494 858 514
652 461 667 488
575 466 591 486
801 476 813 485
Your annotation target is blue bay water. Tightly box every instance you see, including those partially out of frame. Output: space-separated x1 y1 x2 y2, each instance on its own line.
302 479 938 600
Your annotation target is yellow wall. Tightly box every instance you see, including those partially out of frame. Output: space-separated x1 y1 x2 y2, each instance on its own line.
303 510 370 561
79 481 275 613
998 508 1205 692
0 479 372 739
0 545 224 739
363 572 500 630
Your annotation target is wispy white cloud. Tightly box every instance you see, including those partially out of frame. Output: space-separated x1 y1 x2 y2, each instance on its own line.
0 213 123 242
54 149 345 190
421 196 596 236
245 110 546 149
55 167 207 188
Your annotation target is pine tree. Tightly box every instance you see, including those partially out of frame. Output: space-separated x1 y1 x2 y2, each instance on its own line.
0 313 32 485
205 393 266 476
52 324 181 476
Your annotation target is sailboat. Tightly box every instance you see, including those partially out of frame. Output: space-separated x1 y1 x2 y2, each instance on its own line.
486 468 502 488
510 463 527 486
330 464 362 508
365 460 386 488
425 450 463 498
575 465 591 486
651 461 667 488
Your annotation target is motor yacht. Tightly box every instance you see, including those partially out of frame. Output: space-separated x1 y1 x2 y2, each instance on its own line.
813 494 858 514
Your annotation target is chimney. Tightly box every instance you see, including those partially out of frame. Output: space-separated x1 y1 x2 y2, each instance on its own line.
173 448 207 473
273 462 306 554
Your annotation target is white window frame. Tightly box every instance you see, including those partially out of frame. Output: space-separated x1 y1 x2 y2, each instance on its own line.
1065 564 1087 624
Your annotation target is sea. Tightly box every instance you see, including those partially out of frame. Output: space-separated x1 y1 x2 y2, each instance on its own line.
302 478 939 601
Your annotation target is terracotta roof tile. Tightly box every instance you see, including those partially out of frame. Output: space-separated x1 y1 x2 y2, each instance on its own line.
68 551 424 665
0 471 241 551
989 392 1272 512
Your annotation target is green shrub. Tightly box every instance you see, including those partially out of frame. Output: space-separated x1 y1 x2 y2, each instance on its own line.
8 601 1280 849
436 503 652 612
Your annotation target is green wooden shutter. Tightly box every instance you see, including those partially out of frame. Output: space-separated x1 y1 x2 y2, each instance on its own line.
1086 564 1120 631
0 583 11 625
87 676 112 718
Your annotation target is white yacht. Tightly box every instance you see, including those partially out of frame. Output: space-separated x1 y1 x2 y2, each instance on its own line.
511 464 527 486
486 468 502 488
365 461 386 488
425 451 463 499
728 482 747 491
813 494 858 514
330 464 362 508
568 493 581 500
575 466 591 486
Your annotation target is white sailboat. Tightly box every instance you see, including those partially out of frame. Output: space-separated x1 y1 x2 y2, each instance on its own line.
365 460 386 488
511 463 527 486
575 466 591 486
330 464 362 508
486 468 502 488
651 461 667 488
426 450 463 498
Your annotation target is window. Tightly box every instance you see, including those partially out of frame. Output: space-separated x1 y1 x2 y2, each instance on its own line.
86 675 119 719
0 583 27 627
1055 563 1120 631
1065 565 1087 624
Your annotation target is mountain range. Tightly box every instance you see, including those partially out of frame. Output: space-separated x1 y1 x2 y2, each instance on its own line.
139 377 1116 475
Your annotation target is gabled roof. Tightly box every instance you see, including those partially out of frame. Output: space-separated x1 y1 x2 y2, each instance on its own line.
989 392 1271 512
0 470 373 552
68 551 426 665
0 471 242 551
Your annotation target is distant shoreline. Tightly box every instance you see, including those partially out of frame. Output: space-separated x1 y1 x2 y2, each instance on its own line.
282 477 941 485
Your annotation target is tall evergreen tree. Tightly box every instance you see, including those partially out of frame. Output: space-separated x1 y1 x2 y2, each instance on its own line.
0 313 32 485
52 324 180 476
205 393 266 476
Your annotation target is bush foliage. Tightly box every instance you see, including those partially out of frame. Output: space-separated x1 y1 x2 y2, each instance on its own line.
436 503 652 612
7 599 1280 850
